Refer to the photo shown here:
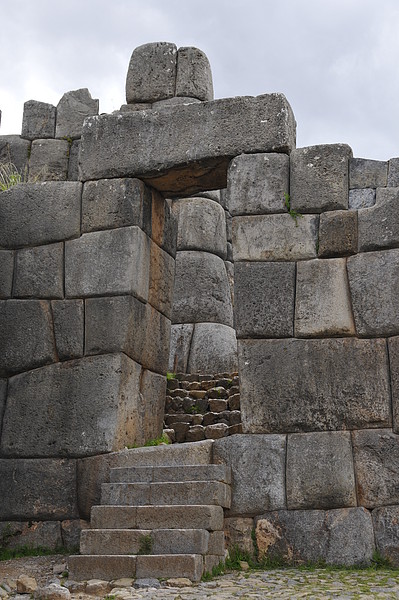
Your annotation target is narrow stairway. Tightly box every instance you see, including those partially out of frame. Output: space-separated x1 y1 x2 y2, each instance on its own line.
68 463 231 582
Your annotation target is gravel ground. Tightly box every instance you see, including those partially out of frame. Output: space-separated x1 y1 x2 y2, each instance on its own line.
1 555 399 599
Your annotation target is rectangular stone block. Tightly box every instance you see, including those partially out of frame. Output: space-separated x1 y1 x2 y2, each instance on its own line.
81 178 152 235
1 353 142 457
110 464 230 484
286 432 356 510
213 434 286 515
148 239 175 318
349 188 376 209
318 210 357 257
255 507 374 566
352 429 399 508
388 157 399 186
227 153 289 216
0 135 30 174
68 555 137 582
22 100 56 140
140 304 171 374
137 370 166 445
373 506 399 566
0 181 81 249
28 139 69 181
232 214 318 261
238 338 391 433
234 262 295 338
349 157 388 189
79 94 296 196
150 189 177 258
168 323 194 373
358 188 399 252
56 88 99 140
14 243 64 298
0 521 62 550
290 144 352 212
295 258 355 337
0 458 78 520
67 139 80 181
347 249 399 336
126 42 177 103
52 299 84 360
0 299 56 376
65 226 150 302
135 554 203 582
0 378 6 436
80 528 151 555
176 46 213 101
0 250 14 298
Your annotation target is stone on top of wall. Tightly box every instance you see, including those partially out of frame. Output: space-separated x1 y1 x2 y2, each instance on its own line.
126 42 178 103
0 181 81 249
55 88 99 140
175 47 214 101
227 153 289 216
21 100 56 140
290 144 352 213
349 157 388 189
358 187 399 252
79 93 296 195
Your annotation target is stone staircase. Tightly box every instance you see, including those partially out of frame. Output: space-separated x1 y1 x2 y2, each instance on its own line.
68 462 230 582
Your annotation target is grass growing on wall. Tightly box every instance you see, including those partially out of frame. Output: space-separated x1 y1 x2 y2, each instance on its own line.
0 162 27 191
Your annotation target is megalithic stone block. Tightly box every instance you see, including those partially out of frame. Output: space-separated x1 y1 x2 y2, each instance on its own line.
0 135 30 174
21 100 56 140
1 353 142 457
28 139 69 182
187 323 238 374
79 94 296 196
55 88 99 140
175 46 214 101
14 243 64 299
126 42 178 103
0 250 14 298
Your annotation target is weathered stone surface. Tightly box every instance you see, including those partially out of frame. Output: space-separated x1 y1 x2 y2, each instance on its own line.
224 517 255 555
349 157 388 189
349 188 376 209
56 88 99 139
119 102 152 112
14 243 64 298
295 258 355 337
1 354 142 457
140 304 171 375
0 521 62 550
28 139 69 181
17 575 38 593
67 140 80 181
79 94 296 196
172 251 233 326
138 370 167 445
286 432 356 509
0 135 30 173
68 555 137 582
205 423 229 439
0 182 81 249
347 249 399 336
149 239 175 318
227 153 289 216
168 324 194 373
238 338 391 433
352 429 399 508
61 519 90 549
0 378 6 434
151 190 178 258
255 508 374 566
213 434 286 515
373 506 399 566
232 214 318 261
126 42 177 103
318 210 357 257
358 187 399 251
0 250 14 298
234 261 295 338
151 97 200 109
172 197 227 259
0 300 56 376
0 458 78 519
187 323 238 374
388 157 399 186
389 336 399 433
52 300 84 360
21 100 56 140
36 582 71 600
290 144 352 213
65 226 150 301
82 178 152 235
175 46 213 101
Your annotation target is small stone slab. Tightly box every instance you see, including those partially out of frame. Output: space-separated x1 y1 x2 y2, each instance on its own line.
358 187 399 251
79 94 296 196
238 338 391 433
290 144 352 213
227 153 289 216
295 258 355 337
286 431 356 509
68 555 137 582
135 554 203 582
349 188 376 209
126 42 178 103
28 139 69 181
56 88 99 139
234 261 295 338
22 100 56 140
349 157 388 189
175 47 214 101
232 214 318 261
213 434 286 515
347 248 399 336
352 428 399 508
318 210 357 257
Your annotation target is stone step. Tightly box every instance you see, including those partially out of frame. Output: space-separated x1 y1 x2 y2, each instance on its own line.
91 504 225 531
110 464 231 484
68 553 205 582
101 480 231 508
80 528 225 556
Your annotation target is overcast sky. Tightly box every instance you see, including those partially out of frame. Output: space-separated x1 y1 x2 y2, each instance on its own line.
1 0 399 160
